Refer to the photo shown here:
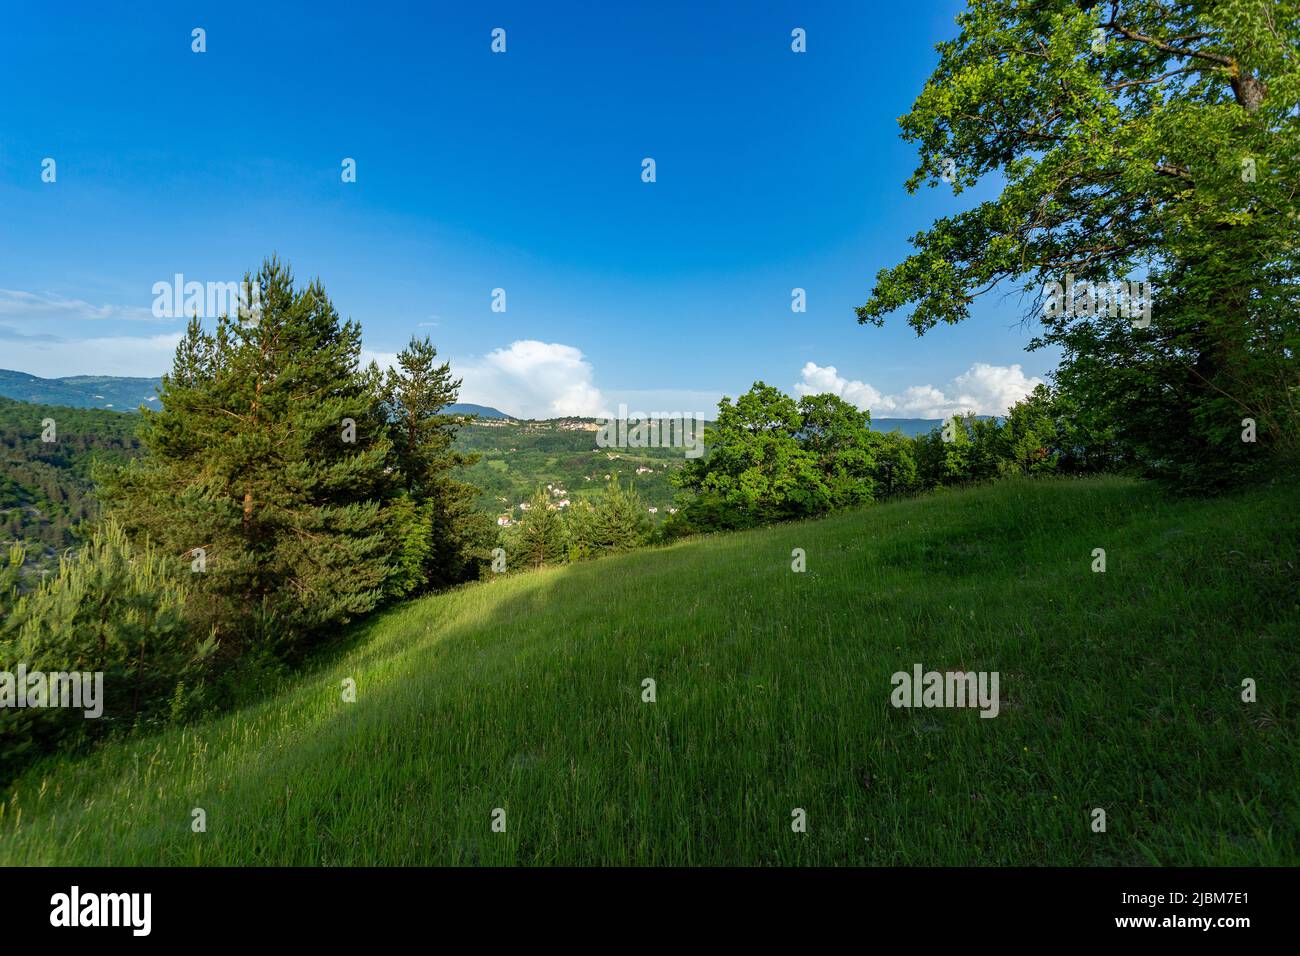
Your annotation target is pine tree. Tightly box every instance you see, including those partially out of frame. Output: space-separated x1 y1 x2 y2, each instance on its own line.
382 337 465 497
593 477 648 552
0 520 211 779
381 337 493 588
563 498 600 561
99 257 400 650
514 489 567 569
0 542 23 616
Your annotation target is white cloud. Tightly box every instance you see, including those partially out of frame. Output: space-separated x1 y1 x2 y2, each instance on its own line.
0 288 177 376
1 334 611 419
367 342 716 419
947 363 1047 417
0 331 184 378
795 361 1043 418
0 289 157 323
797 362 887 411
359 348 400 371
457 340 606 418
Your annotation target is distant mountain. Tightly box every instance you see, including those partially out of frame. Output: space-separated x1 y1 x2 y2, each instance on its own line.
0 369 161 411
0 373 512 419
872 418 944 437
446 403 510 419
457 413 975 434
0 373 982 434
873 416 996 437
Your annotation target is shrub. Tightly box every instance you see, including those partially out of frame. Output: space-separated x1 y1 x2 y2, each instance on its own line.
0 520 214 778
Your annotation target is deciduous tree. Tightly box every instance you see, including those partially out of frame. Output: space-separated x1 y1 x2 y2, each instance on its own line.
859 0 1299 489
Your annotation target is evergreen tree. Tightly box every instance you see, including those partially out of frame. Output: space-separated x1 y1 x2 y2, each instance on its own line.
514 489 567 568
0 542 23 616
421 478 494 586
99 257 400 650
563 497 601 561
380 337 493 588
382 494 435 600
593 477 649 552
382 337 467 497
0 520 211 780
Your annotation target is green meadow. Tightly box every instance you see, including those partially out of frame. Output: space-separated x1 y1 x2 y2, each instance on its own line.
1 476 1295 865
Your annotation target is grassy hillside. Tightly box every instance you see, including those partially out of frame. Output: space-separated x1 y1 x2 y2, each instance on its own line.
1 476 1295 865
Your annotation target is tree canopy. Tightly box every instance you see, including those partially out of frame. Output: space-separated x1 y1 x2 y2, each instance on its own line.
860 0 1299 489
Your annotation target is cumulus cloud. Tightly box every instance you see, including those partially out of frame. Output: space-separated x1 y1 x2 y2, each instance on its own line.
795 361 1044 418
947 363 1047 416
457 340 607 418
366 342 720 419
1 333 611 419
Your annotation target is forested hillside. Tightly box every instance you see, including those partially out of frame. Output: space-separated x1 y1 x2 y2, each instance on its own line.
452 415 980 518
0 398 690 569
0 379 977 546
0 369 160 410
454 418 690 519
0 397 140 563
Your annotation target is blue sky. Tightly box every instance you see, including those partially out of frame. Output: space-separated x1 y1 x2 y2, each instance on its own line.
0 1 1054 419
